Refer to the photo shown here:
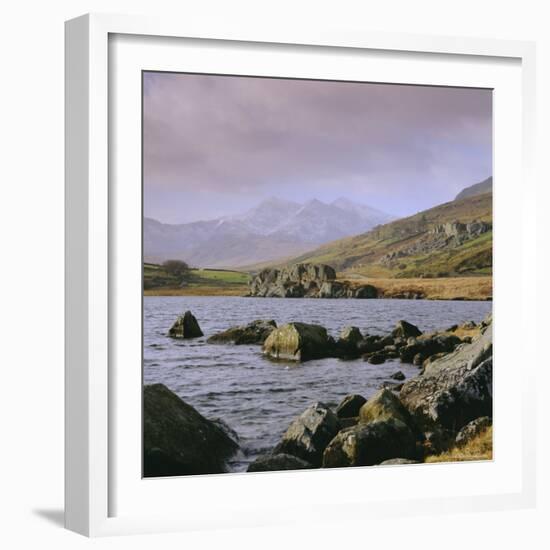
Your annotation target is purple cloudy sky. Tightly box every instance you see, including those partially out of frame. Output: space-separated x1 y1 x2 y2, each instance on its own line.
143 72 492 224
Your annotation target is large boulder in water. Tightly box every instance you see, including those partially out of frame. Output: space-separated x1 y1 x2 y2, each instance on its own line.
168 310 203 339
207 319 277 345
263 322 334 361
273 402 341 466
399 324 493 432
247 453 313 472
143 384 238 476
322 418 418 467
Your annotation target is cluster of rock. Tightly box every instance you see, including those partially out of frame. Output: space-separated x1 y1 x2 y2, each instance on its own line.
429 220 491 239
168 308 478 371
380 219 492 268
152 312 493 475
248 317 493 471
248 263 378 299
262 318 466 366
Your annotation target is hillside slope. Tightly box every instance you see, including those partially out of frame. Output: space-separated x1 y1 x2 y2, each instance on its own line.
454 177 492 201
287 192 493 279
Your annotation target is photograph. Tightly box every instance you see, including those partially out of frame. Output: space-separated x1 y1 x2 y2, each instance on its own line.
142 71 493 477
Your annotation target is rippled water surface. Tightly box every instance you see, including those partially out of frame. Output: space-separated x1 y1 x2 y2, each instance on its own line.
144 296 492 471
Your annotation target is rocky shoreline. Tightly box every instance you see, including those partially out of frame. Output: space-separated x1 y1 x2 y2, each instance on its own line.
246 263 491 301
144 309 492 476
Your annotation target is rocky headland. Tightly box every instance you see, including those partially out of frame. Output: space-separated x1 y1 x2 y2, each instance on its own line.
248 263 378 299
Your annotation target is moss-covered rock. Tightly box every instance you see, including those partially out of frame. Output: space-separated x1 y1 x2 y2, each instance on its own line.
262 322 334 361
358 388 413 427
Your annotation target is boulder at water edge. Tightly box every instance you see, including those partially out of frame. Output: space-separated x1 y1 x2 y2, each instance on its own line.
247 453 313 472
399 324 493 432
143 384 239 476
263 322 334 361
273 402 341 466
168 310 204 339
207 319 277 345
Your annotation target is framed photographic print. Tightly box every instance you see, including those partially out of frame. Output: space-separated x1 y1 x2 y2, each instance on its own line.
65 13 537 536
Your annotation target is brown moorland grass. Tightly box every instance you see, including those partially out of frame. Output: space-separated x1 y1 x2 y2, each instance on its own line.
342 275 492 301
144 285 247 296
425 426 493 463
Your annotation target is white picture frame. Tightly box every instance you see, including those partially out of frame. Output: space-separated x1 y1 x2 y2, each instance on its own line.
65 13 537 537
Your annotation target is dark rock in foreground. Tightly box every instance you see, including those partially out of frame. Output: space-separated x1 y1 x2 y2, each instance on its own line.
247 453 313 472
263 322 334 362
168 310 203 339
390 371 406 381
143 384 238 477
336 394 367 419
322 418 419 467
273 402 341 466
207 319 276 345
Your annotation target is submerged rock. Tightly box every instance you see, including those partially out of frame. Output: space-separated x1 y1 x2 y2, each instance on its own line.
168 310 204 339
322 418 418 467
263 322 334 362
143 384 238 477
247 453 313 472
336 394 367 419
207 319 277 345
273 402 341 466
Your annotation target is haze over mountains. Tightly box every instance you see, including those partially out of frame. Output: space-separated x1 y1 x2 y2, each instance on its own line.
144 197 393 268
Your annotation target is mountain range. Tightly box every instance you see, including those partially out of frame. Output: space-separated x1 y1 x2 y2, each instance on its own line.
285 189 493 278
144 197 393 268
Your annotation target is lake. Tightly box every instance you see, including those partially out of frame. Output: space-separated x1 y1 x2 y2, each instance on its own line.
143 296 492 471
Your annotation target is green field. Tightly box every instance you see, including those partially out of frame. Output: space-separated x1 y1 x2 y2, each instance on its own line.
144 263 249 295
